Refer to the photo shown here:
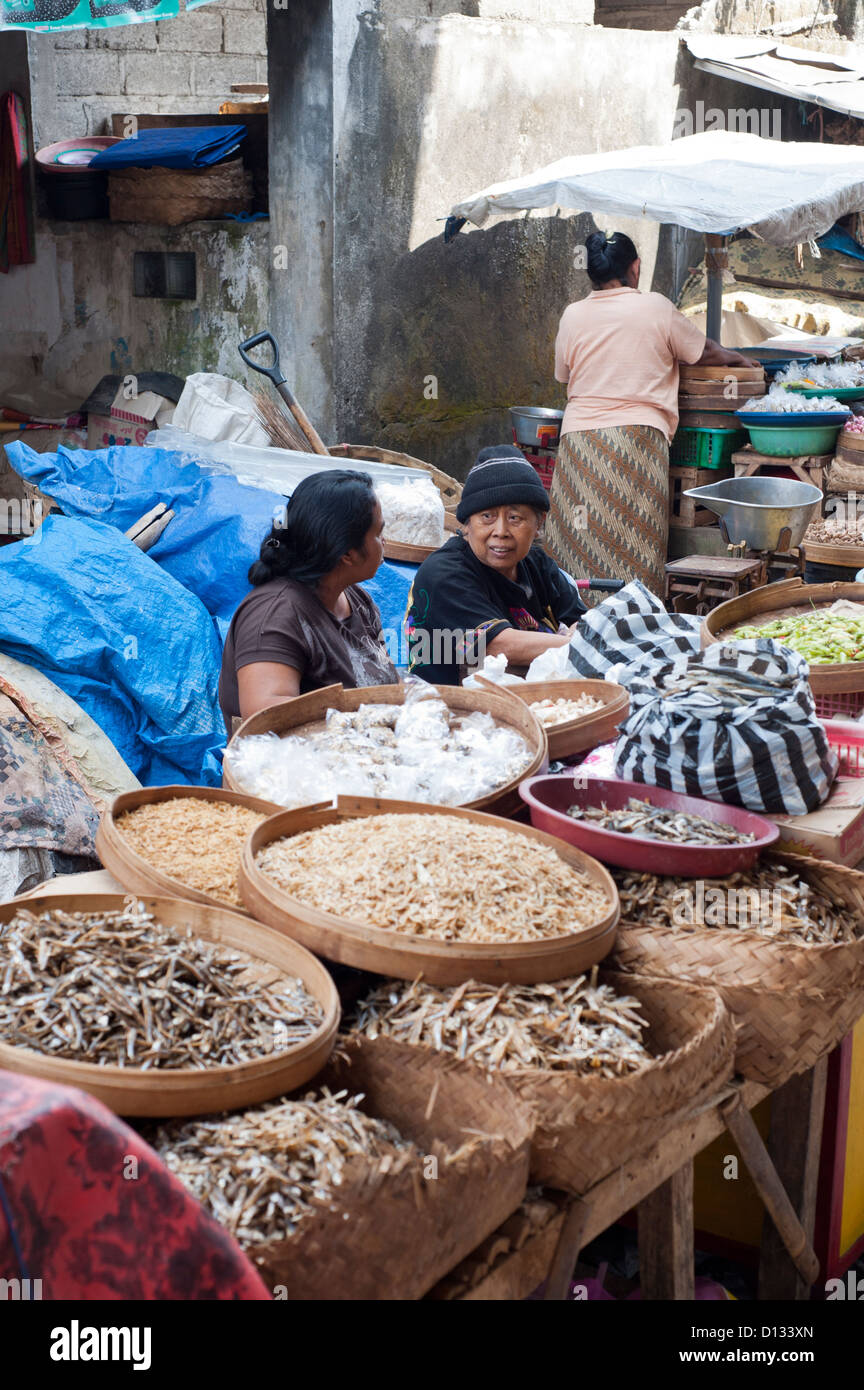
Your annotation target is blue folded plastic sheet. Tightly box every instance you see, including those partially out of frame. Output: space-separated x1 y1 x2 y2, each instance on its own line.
0 515 225 786
89 125 246 171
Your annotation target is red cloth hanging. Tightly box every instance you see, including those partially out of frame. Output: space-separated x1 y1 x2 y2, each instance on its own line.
0 91 35 273
0 1071 270 1300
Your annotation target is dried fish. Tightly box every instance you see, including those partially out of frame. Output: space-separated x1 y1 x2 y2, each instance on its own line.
147 1089 421 1247
116 799 266 906
258 813 612 943
615 866 859 945
528 694 603 726
0 902 324 1068
349 969 651 1076
567 797 754 847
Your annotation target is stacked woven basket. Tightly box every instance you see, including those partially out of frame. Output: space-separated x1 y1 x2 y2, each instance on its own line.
678 363 766 431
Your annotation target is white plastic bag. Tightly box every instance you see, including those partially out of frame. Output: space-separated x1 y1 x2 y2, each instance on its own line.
525 643 578 683
462 654 525 689
171 373 271 447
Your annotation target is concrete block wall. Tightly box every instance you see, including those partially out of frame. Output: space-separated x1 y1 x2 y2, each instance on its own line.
28 0 267 147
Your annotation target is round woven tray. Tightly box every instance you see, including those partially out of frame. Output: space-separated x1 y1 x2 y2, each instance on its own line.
609 854 864 1088
95 784 282 915
702 577 864 695
0 893 340 1116
222 681 548 818
498 678 629 760
238 795 620 985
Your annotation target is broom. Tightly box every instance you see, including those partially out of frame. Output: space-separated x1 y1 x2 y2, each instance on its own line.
254 388 313 453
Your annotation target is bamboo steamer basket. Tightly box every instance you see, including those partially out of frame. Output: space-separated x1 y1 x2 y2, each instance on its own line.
681 380 767 398
802 539 864 569
243 1035 533 1299
701 578 864 696
346 973 733 1196
382 511 461 565
498 678 629 761
95 785 282 914
610 854 864 1088
238 795 619 985
328 442 463 512
680 366 765 383
0 893 340 1115
222 681 548 818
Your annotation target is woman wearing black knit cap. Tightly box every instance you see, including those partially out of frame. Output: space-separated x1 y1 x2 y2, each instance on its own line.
406 445 586 686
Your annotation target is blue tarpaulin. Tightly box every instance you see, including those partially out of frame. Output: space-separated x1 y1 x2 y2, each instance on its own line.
89 126 246 171
0 515 225 785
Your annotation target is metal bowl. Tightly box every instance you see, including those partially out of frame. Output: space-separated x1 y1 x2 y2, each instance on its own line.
510 406 563 449
682 475 823 551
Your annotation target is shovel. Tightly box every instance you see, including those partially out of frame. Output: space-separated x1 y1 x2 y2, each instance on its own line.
238 330 330 456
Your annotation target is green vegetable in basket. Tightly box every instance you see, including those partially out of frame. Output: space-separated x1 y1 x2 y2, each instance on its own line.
733 612 864 664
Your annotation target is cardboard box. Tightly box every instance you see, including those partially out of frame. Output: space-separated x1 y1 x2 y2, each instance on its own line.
770 777 864 866
87 387 174 450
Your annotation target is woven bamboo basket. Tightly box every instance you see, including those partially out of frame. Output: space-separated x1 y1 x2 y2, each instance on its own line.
610 855 864 1088
0 893 339 1116
345 972 733 1197
498 678 629 761
245 1035 533 1299
328 442 463 511
238 795 619 985
222 681 548 818
108 159 252 226
382 511 461 565
702 578 864 697
95 784 282 915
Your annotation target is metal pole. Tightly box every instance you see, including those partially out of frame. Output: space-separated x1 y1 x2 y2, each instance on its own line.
704 233 727 344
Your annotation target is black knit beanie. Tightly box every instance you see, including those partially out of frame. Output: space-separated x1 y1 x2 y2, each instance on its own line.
456 445 550 523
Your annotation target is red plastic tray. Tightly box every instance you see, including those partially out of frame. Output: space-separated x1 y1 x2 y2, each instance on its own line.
518 774 779 877
823 719 864 778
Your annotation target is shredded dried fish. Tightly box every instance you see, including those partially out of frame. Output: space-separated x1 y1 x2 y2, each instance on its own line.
568 797 754 847
615 866 859 945
258 813 612 942
147 1089 420 1245
0 902 324 1068
116 798 265 906
528 694 603 726
349 969 651 1076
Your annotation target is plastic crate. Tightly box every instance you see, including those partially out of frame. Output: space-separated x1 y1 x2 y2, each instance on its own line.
823 719 864 775
670 427 748 470
815 691 864 723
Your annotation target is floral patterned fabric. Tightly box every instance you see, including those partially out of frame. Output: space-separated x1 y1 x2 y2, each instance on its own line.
0 1072 269 1300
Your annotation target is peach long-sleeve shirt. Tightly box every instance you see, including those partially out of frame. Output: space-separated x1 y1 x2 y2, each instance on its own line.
554 287 706 442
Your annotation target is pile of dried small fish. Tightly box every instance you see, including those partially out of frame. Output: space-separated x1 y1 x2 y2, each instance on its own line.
0 902 323 1068
349 969 651 1076
804 519 864 546
616 867 860 944
116 798 266 906
528 693 603 726
148 1090 420 1245
258 813 612 942
567 797 754 847
225 687 534 809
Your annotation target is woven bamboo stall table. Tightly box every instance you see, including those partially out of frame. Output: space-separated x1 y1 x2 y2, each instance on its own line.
732 446 831 490
429 1067 827 1302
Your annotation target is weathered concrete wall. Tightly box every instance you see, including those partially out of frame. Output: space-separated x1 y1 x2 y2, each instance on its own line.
0 220 269 402
328 13 683 475
26 0 267 147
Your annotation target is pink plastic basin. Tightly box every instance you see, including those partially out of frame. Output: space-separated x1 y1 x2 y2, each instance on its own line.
518 774 779 877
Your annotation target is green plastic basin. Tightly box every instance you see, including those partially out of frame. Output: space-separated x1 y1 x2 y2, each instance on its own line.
745 424 843 457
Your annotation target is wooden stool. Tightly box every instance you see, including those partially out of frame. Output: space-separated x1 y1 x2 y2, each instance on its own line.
732 446 831 491
665 555 766 615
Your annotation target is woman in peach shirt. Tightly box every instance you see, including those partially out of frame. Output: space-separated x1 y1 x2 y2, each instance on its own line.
545 230 755 596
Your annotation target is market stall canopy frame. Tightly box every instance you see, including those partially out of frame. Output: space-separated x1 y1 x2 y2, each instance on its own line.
447 131 864 248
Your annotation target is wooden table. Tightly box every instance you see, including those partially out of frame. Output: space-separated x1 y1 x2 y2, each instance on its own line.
430 1063 827 1301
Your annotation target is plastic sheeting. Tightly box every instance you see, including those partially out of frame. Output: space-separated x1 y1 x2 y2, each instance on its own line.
0 514 224 785
7 439 416 650
449 131 864 247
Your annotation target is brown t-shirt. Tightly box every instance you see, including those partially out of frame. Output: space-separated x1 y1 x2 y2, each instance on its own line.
218 578 399 729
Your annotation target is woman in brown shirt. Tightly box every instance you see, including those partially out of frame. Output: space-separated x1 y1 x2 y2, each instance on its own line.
219 470 398 730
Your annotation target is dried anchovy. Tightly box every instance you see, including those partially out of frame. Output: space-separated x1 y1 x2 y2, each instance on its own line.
0 902 323 1068
615 867 859 945
567 797 754 847
258 813 612 942
147 1090 421 1245
349 968 651 1076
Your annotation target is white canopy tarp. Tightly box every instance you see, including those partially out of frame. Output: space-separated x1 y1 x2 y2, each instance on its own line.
449 131 864 247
